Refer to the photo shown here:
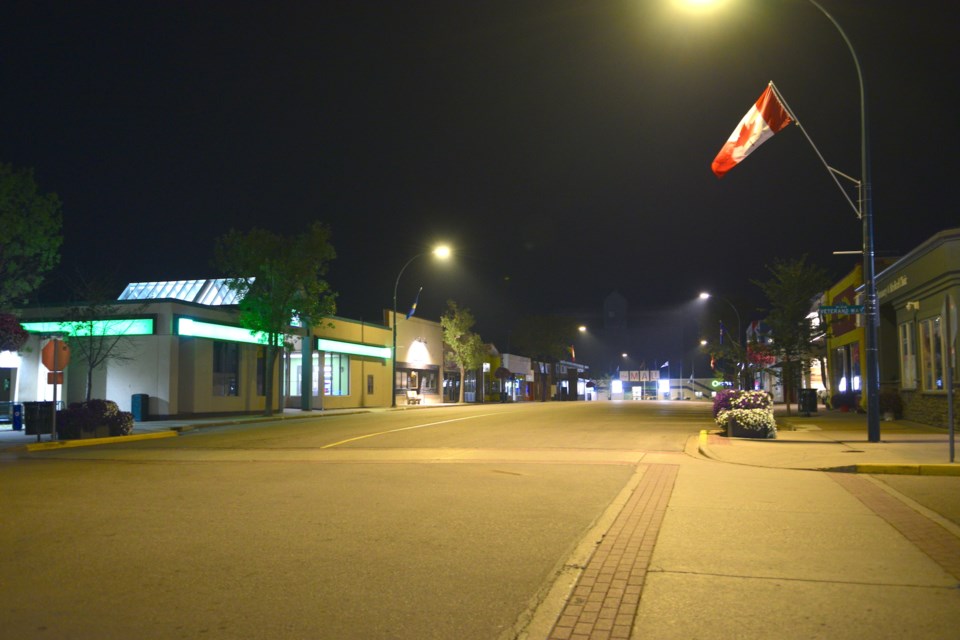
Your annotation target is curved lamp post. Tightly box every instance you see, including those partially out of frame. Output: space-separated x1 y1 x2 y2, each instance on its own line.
391 245 451 408
805 0 880 443
685 0 880 441
699 291 742 389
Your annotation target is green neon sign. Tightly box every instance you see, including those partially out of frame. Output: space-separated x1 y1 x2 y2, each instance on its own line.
22 318 155 337
317 338 391 359
177 318 268 345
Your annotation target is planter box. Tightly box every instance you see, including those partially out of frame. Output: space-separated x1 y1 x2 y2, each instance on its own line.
728 417 775 439
60 425 112 440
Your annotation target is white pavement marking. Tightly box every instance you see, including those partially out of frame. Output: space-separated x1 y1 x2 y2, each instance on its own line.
320 413 498 449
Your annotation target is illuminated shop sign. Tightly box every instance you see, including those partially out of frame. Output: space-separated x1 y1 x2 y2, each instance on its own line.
22 318 155 337
177 318 268 344
317 338 391 359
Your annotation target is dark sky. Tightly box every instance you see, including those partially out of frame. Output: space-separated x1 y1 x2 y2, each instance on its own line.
3 1 956 344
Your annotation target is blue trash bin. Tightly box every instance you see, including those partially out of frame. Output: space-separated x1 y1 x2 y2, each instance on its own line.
12 403 23 430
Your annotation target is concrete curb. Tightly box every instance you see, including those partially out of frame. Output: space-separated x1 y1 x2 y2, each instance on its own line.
4 404 463 452
23 429 178 452
822 463 960 476
698 429 960 476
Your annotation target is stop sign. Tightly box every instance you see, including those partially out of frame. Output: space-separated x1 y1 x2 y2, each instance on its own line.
41 339 70 371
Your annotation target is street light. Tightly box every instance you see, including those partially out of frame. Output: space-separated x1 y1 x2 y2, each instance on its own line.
806 0 880 443
699 292 742 346
391 245 451 408
699 291 742 389
684 0 880 440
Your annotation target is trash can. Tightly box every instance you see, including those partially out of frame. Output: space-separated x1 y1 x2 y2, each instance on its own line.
798 388 818 415
23 401 55 435
12 403 23 430
131 394 150 422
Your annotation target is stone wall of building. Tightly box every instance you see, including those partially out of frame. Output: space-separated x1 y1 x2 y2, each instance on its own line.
901 390 959 429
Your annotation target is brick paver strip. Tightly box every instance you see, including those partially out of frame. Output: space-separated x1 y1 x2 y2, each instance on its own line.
828 472 960 580
548 464 679 640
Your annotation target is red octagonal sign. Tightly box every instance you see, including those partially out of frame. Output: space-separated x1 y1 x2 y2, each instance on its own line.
41 339 70 371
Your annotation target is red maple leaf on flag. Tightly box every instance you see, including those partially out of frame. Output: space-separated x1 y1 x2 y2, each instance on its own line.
735 120 756 148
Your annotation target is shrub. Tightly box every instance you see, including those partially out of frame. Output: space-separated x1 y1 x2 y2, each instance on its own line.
56 399 133 439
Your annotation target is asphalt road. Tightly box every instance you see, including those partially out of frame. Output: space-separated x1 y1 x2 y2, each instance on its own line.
1 401 704 640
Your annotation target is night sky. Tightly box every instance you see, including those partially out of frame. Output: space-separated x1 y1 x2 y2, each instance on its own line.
3 1 956 345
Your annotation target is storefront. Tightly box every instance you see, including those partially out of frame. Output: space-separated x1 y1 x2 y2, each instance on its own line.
9 280 394 417
872 228 960 427
387 312 447 405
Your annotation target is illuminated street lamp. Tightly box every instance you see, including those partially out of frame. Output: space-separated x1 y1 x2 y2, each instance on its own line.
391 245 451 408
684 0 880 440
699 292 741 346
699 291 742 389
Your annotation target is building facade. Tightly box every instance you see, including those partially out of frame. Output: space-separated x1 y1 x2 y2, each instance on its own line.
873 228 960 427
8 280 395 418
385 311 447 406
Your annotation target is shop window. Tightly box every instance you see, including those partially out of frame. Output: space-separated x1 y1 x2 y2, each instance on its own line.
293 353 320 397
420 371 438 394
919 316 944 391
899 322 917 389
213 341 240 396
324 352 349 396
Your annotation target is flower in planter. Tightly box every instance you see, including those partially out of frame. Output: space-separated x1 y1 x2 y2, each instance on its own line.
719 407 778 436
713 389 777 437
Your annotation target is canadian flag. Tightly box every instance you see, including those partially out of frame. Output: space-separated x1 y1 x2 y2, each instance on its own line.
711 83 792 178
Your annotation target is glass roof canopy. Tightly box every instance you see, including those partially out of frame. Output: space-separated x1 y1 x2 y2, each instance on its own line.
117 279 251 306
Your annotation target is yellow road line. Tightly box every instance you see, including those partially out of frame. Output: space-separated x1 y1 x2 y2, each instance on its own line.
321 414 495 449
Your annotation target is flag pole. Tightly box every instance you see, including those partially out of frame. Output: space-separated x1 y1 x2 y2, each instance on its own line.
807 0 880 442
768 82 861 219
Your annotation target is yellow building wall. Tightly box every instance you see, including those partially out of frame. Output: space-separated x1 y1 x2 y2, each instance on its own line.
289 317 393 410
825 265 866 408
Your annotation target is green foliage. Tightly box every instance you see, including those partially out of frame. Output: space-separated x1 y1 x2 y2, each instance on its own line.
0 162 63 308
752 255 830 413
57 399 134 439
441 301 485 403
214 222 337 415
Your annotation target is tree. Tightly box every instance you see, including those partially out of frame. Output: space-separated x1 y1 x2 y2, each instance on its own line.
440 301 485 403
59 278 144 402
214 222 337 416
0 162 63 309
753 255 830 414
511 315 580 401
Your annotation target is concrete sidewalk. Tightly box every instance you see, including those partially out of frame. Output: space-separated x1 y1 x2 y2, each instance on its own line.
698 405 960 475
